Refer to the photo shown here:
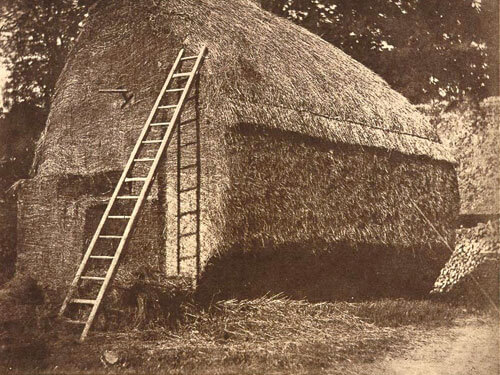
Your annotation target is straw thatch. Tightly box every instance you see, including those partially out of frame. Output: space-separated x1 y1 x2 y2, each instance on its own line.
16 0 458 300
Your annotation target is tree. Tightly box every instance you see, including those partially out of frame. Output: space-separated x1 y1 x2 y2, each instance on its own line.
0 0 91 110
0 0 93 188
263 0 498 103
0 102 46 190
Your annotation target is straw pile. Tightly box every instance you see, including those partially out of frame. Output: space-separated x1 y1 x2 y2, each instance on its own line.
140 295 404 369
433 220 499 305
0 276 46 368
16 0 458 299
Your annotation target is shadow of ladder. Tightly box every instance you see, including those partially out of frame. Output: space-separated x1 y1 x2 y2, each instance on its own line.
175 71 201 282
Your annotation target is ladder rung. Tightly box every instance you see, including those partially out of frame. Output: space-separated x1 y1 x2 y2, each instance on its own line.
179 231 197 238
179 186 197 193
134 158 155 162
179 255 197 261
180 164 197 171
172 72 191 78
180 141 197 148
150 122 171 127
179 119 196 126
179 210 198 217
108 215 131 219
142 140 163 144
62 318 86 325
71 298 96 305
116 195 139 200
165 88 185 93
80 276 106 281
180 55 198 61
90 255 114 260
99 235 123 239
158 104 178 109
124 177 147 182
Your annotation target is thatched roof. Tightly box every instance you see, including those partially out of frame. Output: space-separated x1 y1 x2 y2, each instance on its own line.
34 0 454 177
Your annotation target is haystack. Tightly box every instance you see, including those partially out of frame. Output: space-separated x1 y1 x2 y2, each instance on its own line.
16 0 458 302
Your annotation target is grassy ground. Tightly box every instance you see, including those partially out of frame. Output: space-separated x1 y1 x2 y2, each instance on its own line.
1 295 495 375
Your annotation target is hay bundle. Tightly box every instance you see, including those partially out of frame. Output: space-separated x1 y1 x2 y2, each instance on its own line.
0 276 47 368
433 220 499 307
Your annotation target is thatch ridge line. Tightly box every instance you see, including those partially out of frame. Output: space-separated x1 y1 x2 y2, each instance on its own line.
231 122 457 169
223 100 456 164
226 98 439 143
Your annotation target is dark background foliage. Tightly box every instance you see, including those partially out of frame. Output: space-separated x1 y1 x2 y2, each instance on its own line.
0 0 95 191
262 0 498 103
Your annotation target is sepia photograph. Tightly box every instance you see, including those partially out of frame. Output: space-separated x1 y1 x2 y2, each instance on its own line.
0 0 498 374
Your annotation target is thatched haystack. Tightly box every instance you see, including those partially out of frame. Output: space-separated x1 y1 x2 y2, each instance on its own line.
16 0 458 301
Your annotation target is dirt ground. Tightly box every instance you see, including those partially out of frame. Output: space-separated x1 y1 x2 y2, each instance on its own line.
357 318 499 375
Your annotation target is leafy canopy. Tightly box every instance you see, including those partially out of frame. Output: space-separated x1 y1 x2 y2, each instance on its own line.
263 0 498 103
0 0 93 190
0 0 92 110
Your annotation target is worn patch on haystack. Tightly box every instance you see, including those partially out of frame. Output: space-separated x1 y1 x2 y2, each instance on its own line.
16 174 166 296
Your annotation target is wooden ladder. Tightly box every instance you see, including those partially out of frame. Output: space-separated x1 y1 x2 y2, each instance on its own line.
59 45 207 341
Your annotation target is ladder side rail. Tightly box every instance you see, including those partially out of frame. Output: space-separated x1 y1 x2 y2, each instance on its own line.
80 46 206 341
194 73 202 281
60 49 186 317
176 104 182 274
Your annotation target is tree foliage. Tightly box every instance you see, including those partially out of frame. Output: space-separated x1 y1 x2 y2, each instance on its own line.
0 0 93 189
263 0 498 103
0 103 46 191
0 0 91 109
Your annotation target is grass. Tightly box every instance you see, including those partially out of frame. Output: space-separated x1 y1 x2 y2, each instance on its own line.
344 298 470 328
1 294 489 375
